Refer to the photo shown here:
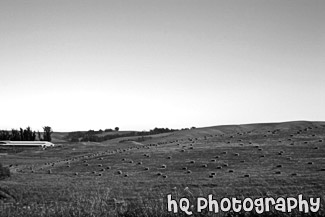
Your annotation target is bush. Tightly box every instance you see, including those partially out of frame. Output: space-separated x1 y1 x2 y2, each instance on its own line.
0 163 10 179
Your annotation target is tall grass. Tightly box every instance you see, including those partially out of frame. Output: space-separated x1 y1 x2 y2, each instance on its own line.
1 186 324 217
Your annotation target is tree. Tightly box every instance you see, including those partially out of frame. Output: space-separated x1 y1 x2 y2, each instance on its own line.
0 130 10 140
19 128 24 140
115 127 119 131
37 131 42 141
23 126 33 141
43 126 53 142
11 129 20 141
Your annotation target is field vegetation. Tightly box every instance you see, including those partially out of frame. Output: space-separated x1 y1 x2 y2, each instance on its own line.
0 121 325 216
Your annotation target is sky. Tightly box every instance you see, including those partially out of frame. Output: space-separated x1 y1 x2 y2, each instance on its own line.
0 0 324 132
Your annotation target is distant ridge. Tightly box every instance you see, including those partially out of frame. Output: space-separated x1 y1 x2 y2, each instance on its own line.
51 121 325 143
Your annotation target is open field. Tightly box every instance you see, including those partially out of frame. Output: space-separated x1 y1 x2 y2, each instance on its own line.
1 121 325 216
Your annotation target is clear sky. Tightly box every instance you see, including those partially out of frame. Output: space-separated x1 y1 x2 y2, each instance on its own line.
0 0 324 132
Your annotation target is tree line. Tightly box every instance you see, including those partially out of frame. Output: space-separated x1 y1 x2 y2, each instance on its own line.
0 126 53 142
67 127 180 142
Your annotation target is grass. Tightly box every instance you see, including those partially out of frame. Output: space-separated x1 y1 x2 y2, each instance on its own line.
1 121 325 216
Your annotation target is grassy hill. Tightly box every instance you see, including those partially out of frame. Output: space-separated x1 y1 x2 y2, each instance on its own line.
1 120 325 216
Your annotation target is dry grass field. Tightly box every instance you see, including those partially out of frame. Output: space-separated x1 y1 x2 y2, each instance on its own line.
1 121 325 216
